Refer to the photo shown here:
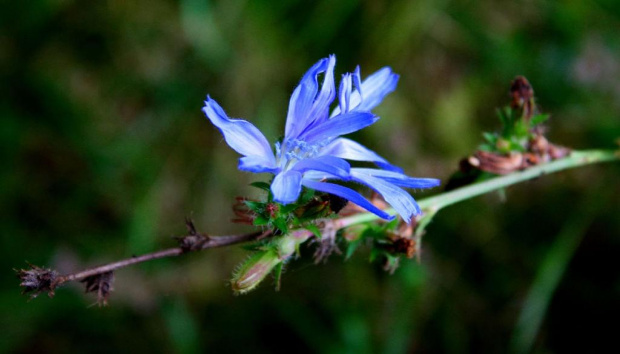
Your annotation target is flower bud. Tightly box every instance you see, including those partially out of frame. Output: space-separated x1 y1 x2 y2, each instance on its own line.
231 249 281 295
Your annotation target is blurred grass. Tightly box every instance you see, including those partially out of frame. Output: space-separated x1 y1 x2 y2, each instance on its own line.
2 0 620 353
510 191 607 354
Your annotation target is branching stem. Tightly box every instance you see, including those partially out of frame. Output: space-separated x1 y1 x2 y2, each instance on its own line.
18 149 618 299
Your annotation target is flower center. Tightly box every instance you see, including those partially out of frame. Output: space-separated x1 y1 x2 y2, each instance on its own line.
276 138 330 171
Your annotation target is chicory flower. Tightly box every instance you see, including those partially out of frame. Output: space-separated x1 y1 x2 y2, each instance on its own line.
203 55 440 223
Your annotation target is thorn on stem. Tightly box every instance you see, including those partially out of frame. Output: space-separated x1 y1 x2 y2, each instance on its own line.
185 217 198 235
177 218 209 252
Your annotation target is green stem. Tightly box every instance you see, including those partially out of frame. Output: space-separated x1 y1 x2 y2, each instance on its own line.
338 149 619 228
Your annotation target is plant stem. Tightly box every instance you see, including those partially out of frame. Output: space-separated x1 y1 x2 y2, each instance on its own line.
56 231 268 285
18 149 617 300
338 149 619 227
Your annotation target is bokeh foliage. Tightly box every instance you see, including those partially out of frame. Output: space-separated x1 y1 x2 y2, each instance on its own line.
2 0 619 353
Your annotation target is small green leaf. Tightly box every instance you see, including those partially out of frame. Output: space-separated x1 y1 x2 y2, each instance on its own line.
382 217 399 231
250 181 271 191
478 143 494 152
253 215 269 226
530 113 550 126
273 218 289 234
305 224 322 239
280 203 299 214
369 248 381 263
345 239 362 260
300 188 316 204
244 200 264 212
273 262 284 291
483 132 497 144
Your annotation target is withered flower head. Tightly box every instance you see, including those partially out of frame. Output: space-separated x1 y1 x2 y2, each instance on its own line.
16 263 59 299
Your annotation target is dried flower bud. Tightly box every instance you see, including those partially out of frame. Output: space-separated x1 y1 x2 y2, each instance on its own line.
16 263 59 299
474 151 524 174
510 76 536 120
391 237 416 259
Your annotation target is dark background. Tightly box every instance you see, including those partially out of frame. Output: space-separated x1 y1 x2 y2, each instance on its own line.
2 0 619 353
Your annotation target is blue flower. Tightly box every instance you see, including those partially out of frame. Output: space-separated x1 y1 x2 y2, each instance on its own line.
203 55 440 223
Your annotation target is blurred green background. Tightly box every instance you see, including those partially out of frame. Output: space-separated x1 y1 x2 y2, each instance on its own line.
2 0 620 353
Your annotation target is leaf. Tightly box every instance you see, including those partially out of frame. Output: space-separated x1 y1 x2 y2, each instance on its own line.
483 132 497 144
280 203 299 214
514 120 530 138
345 239 362 260
299 187 316 205
272 262 284 291
273 218 289 234
305 224 322 239
253 215 269 226
478 143 494 152
530 113 550 126
244 200 265 212
382 217 399 231
249 181 271 191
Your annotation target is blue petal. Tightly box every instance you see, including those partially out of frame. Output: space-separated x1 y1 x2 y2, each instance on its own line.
291 156 350 179
302 180 394 220
203 96 276 169
350 170 420 223
271 170 303 204
352 168 441 189
239 156 280 173
285 56 336 140
320 138 404 173
331 66 398 116
304 55 336 131
355 67 399 112
301 170 339 181
352 66 363 99
300 111 378 144
338 73 352 114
